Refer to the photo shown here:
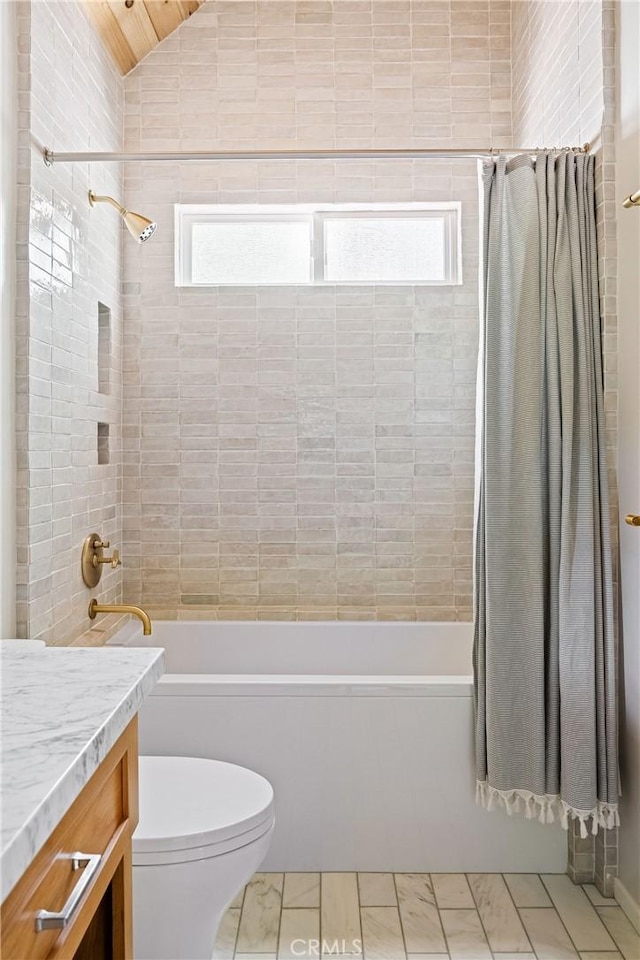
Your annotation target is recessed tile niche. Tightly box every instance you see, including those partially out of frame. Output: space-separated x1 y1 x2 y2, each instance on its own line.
97 423 110 465
97 302 111 395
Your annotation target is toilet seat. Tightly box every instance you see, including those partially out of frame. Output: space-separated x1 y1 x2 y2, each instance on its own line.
133 756 275 867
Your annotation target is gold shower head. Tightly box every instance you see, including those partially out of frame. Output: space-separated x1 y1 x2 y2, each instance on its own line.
88 190 157 243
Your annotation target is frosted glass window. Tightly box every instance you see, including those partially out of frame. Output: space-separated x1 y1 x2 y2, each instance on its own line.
191 220 312 285
323 217 446 283
176 204 460 286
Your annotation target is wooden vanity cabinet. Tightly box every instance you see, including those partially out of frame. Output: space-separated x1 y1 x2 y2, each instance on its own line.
1 720 138 960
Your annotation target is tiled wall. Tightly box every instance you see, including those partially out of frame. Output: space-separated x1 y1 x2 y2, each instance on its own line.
15 1 125 643
122 0 512 622
14 0 616 638
511 0 607 148
512 0 617 896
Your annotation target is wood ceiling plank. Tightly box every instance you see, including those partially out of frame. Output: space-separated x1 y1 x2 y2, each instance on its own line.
85 0 204 74
83 1 137 74
106 0 159 63
143 1 185 42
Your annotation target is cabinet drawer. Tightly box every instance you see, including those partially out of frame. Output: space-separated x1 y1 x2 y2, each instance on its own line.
1 721 137 960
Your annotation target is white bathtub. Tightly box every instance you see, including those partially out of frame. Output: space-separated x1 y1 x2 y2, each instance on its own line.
109 620 566 873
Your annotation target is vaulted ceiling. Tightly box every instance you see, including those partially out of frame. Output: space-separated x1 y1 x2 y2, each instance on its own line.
84 0 204 75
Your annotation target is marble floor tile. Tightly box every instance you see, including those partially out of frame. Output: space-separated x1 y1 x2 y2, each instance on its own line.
283 872 321 908
542 875 617 952
519 907 579 959
395 873 447 954
493 954 537 959
235 872 284 956
358 873 398 906
214 907 240 959
579 953 623 959
431 874 475 909
278 908 320 959
235 954 277 959
595 906 640 960
229 870 632 960
360 906 406 959
321 873 362 955
468 873 531 953
439 908 492 959
583 884 617 907
230 887 246 910
504 873 553 908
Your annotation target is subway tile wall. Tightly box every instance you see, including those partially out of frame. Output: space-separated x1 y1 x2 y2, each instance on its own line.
16 1 125 643
511 0 607 149
122 0 513 621
12 0 615 635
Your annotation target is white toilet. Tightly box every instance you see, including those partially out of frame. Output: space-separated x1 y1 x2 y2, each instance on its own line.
133 756 274 960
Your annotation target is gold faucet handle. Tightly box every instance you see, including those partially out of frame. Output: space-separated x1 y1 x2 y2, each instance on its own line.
625 514 640 526
93 549 122 569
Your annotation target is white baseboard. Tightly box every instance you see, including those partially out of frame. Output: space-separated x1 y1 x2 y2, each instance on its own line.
614 876 640 934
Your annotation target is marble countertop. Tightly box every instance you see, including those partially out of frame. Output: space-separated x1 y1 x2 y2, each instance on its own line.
0 643 165 900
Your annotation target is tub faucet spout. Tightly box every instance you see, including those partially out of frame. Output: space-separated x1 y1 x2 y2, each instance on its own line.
88 599 152 635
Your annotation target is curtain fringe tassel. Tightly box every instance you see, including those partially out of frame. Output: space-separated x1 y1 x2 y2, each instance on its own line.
475 780 619 837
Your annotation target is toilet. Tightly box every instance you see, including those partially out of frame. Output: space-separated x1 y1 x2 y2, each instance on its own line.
133 756 274 960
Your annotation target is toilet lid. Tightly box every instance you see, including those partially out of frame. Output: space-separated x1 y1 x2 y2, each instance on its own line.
133 757 274 856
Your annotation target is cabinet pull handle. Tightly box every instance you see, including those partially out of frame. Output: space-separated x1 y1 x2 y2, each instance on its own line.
35 852 102 932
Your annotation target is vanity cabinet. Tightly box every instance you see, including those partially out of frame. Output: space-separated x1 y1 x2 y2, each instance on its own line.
1 720 138 960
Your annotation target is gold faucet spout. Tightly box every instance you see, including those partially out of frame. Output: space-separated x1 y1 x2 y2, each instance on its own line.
88 599 152 635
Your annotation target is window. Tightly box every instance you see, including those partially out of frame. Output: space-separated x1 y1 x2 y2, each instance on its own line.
175 203 461 287
323 214 448 283
190 217 312 285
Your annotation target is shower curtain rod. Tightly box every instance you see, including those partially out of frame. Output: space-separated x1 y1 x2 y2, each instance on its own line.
42 144 590 165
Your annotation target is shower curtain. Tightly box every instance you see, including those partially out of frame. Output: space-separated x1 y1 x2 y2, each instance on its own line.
474 151 619 837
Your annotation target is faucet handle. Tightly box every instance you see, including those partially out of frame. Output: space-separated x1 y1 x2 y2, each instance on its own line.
94 539 110 549
93 549 122 569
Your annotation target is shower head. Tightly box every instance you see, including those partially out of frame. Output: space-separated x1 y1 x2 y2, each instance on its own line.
88 190 157 243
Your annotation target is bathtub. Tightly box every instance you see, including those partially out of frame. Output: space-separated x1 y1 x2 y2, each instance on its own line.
109 620 566 873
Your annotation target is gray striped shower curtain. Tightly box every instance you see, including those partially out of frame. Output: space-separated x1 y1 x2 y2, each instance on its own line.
474 152 618 836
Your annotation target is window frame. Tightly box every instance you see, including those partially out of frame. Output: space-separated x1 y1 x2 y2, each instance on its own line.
175 202 462 287
177 209 315 287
